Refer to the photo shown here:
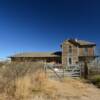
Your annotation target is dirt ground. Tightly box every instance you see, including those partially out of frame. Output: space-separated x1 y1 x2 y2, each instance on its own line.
32 76 100 100
17 72 100 100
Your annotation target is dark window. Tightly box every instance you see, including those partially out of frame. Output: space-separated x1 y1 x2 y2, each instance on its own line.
69 46 72 53
69 58 72 65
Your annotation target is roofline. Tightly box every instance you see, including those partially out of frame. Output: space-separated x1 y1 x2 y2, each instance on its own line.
61 39 96 47
68 39 96 46
9 51 62 58
9 56 61 58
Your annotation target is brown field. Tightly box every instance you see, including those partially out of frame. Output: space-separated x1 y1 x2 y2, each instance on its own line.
0 62 100 100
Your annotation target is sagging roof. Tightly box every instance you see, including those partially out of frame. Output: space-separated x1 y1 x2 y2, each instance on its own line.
64 39 96 46
10 51 62 58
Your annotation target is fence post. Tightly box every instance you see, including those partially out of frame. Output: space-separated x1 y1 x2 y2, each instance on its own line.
63 65 64 78
44 61 47 77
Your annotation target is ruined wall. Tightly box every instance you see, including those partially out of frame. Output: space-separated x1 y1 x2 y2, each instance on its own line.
88 47 95 56
79 47 95 56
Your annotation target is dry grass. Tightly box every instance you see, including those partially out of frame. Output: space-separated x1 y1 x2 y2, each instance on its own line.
0 62 100 100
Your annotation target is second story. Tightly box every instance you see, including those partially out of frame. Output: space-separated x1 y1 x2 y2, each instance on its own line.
62 39 96 57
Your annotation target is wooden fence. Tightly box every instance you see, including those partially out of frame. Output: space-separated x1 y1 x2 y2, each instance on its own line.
44 59 100 80
44 64 81 80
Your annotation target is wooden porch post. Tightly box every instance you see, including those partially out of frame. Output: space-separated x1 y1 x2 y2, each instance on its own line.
83 60 88 79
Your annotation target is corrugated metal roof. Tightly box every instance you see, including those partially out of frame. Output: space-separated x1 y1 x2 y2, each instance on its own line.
76 40 96 46
10 52 61 58
64 39 96 46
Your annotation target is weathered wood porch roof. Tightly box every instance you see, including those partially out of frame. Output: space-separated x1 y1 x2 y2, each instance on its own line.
9 51 61 58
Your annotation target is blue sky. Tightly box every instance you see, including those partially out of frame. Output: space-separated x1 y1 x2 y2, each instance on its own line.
0 0 100 58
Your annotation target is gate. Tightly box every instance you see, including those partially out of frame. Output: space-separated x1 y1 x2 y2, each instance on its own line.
44 64 81 80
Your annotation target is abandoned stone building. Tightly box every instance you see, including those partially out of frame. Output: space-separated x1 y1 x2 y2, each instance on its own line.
61 39 96 66
10 39 96 66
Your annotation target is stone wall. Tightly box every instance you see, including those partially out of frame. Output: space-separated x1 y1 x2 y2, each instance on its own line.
62 41 78 66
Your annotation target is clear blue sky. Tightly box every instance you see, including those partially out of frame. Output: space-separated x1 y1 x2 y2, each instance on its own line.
0 0 100 58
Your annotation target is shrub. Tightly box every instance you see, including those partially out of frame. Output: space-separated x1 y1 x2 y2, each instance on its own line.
0 62 44 97
89 75 100 88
